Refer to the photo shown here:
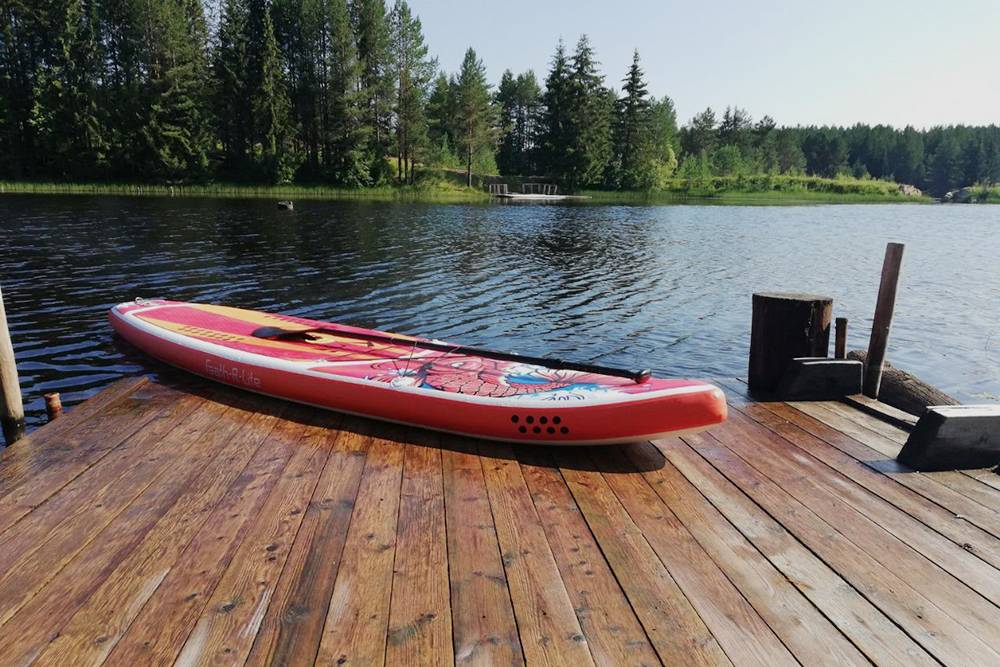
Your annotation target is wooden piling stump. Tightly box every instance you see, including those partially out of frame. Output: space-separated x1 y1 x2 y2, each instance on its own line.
748 292 833 393
44 393 63 422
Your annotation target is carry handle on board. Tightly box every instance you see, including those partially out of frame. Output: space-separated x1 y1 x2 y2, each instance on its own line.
251 325 652 384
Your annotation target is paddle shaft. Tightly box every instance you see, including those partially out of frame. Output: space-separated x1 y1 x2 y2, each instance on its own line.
252 325 652 384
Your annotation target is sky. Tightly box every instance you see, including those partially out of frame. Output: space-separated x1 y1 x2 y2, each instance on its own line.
408 0 1000 129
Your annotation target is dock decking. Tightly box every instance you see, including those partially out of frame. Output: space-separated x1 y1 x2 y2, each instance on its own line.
1 375 999 666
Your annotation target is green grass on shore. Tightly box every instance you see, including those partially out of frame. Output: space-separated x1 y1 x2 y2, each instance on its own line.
583 175 927 205
0 172 931 205
964 185 1000 203
0 176 489 202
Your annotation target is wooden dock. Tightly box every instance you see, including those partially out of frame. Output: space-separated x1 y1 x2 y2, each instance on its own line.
2 375 1000 666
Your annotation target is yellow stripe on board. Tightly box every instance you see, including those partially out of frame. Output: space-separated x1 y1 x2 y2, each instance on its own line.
137 311 414 363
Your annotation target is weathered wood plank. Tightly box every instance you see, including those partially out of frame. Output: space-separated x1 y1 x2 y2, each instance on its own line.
517 450 661 666
557 450 731 667
0 398 264 664
727 389 1000 541
627 442 869 666
657 435 936 666
314 433 404 667
592 447 797 666
480 443 595 667
0 379 182 534
791 400 1000 527
0 376 146 461
245 425 368 666
0 391 218 631
803 398 1000 502
170 412 330 665
30 402 286 666
441 440 524 667
0 390 204 578
683 430 1000 665
717 407 1000 611
103 406 306 666
727 396 1000 571
383 435 453 667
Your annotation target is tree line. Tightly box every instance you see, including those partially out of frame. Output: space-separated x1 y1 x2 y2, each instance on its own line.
2 0 998 195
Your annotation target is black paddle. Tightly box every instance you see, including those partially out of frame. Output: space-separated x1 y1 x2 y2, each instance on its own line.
251 325 652 384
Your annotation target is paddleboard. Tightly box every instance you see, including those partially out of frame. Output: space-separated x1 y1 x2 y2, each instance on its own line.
109 299 726 444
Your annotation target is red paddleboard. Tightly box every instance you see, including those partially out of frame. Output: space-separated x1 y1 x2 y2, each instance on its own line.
109 300 726 444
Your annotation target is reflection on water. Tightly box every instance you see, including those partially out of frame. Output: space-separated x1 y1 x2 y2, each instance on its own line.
1 195 998 428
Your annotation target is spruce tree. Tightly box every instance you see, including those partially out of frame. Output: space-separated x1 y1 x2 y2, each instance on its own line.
564 35 612 189
539 40 571 181
454 47 494 186
425 72 458 167
929 135 961 195
213 0 252 174
612 50 655 189
32 0 106 178
649 97 679 168
139 0 213 181
254 6 296 183
325 0 369 185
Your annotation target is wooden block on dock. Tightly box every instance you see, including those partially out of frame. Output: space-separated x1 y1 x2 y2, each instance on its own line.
776 357 862 400
897 405 1000 471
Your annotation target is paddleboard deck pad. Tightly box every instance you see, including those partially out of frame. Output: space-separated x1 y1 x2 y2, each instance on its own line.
110 300 726 444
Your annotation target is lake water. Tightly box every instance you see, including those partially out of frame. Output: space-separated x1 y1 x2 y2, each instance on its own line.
1 195 998 429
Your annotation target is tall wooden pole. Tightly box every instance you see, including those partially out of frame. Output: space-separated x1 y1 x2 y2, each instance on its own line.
0 285 25 445
864 243 905 399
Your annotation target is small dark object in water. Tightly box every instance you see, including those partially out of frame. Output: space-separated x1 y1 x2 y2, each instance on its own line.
277 200 294 211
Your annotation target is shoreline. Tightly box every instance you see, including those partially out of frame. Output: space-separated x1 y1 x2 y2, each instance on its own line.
2 179 985 205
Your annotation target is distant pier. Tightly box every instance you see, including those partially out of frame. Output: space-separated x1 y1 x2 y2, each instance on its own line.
488 182 591 202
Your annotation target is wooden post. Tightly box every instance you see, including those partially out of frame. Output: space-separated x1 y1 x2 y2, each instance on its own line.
0 285 25 445
44 392 63 422
748 292 833 393
835 317 848 359
864 243 905 399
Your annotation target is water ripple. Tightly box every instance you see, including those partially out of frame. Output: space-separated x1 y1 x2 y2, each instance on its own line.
1 195 998 428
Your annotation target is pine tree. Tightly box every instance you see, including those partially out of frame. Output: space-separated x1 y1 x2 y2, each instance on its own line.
682 107 717 157
271 0 324 177
389 0 435 184
514 71 542 174
716 106 753 153
454 47 494 187
495 69 541 175
351 0 393 181
495 70 518 175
